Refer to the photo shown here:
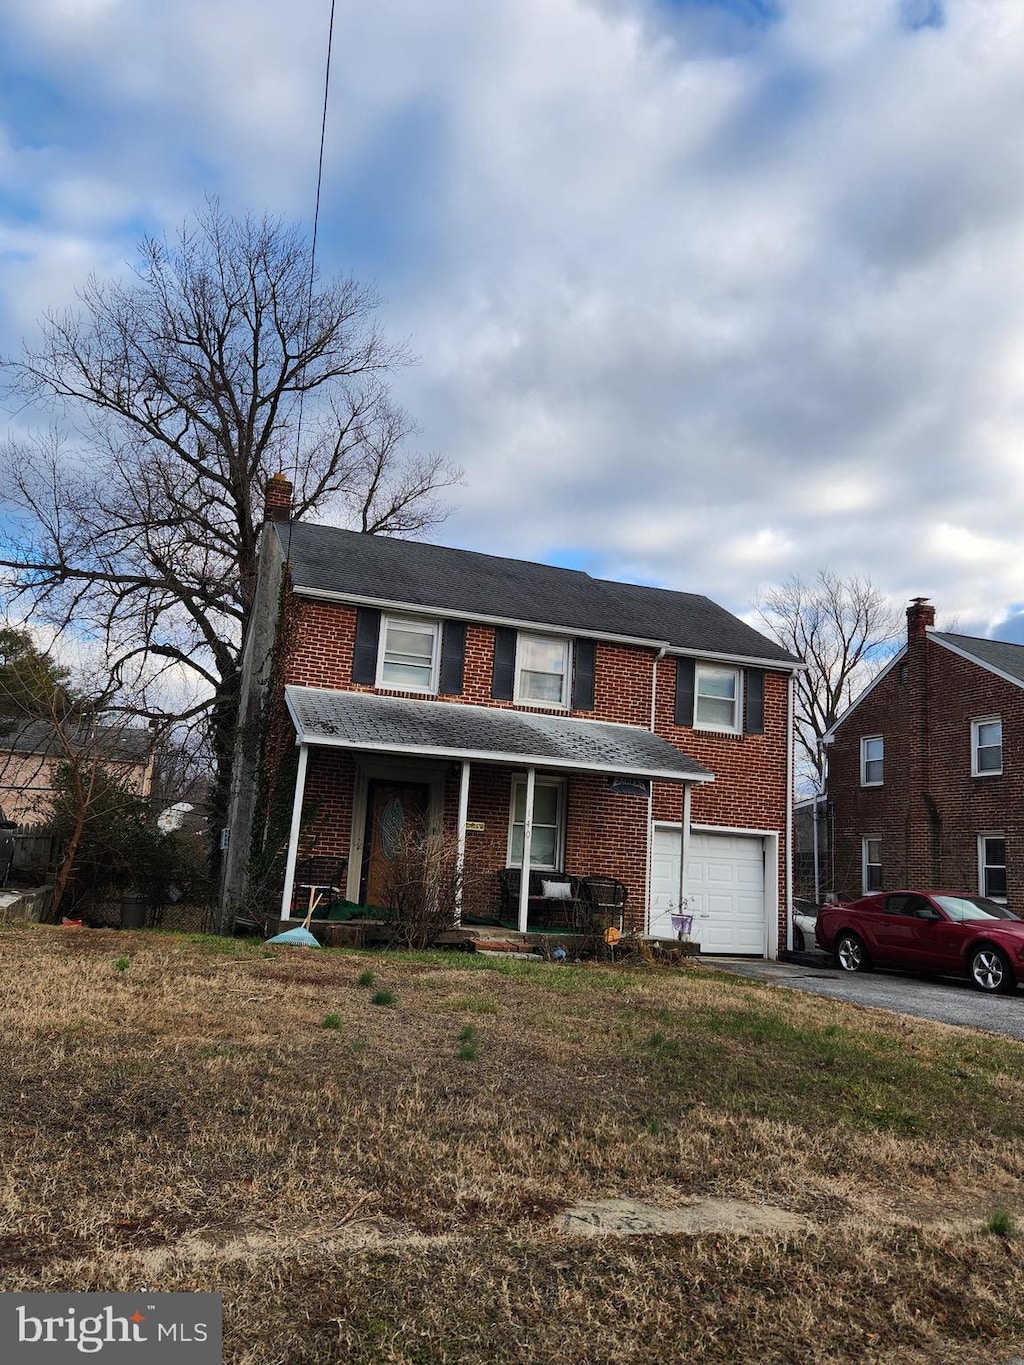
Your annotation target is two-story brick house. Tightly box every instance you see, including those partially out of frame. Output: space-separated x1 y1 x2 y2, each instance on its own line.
221 477 801 955
824 597 1024 910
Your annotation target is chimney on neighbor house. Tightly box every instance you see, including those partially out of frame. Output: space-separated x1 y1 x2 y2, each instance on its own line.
264 472 293 523
907 596 935 642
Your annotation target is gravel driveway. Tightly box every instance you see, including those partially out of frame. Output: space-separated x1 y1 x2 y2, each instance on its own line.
706 951 1024 1040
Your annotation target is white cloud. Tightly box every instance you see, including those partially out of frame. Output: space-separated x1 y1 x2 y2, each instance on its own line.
3 0 1024 639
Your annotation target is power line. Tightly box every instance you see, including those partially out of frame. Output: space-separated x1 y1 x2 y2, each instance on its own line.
287 0 338 562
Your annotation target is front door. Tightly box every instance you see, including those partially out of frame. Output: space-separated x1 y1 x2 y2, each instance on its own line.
360 781 431 906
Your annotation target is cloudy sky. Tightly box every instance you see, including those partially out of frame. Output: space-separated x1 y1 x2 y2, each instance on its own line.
2 0 1024 639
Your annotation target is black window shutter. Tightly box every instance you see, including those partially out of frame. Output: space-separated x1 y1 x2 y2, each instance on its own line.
744 668 765 735
571 639 596 711
439 621 467 695
492 627 516 700
352 607 381 684
674 657 695 727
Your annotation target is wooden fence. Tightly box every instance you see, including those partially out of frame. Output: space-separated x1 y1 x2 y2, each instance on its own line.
13 823 57 878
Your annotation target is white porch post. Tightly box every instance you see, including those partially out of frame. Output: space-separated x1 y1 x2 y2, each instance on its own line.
455 760 471 926
678 781 692 915
517 766 536 934
279 743 310 921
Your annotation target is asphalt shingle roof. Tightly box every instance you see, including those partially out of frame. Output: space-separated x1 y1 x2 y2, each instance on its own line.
285 686 713 782
0 717 152 761
932 631 1024 686
275 522 798 665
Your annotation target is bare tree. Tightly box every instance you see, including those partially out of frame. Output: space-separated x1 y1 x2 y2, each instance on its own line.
0 203 459 862
756 570 903 790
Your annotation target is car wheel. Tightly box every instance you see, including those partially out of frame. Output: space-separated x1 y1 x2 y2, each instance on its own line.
793 926 806 952
835 932 870 974
969 945 1015 994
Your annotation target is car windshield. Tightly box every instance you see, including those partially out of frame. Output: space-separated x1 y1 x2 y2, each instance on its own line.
932 895 1021 923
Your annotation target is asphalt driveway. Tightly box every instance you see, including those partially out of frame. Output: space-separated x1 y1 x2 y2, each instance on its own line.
707 950 1024 1041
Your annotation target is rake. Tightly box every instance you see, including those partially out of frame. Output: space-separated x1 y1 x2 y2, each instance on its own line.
266 893 322 947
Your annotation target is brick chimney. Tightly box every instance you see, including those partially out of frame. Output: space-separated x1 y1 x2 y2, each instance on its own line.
907 597 935 642
264 472 293 523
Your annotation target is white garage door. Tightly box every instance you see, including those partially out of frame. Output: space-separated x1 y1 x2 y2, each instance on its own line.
650 828 767 955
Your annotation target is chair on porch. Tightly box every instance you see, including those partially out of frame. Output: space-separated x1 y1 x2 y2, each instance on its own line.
574 877 628 935
497 868 578 929
290 855 349 919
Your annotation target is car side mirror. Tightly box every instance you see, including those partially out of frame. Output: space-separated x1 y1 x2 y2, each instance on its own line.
919 908 941 921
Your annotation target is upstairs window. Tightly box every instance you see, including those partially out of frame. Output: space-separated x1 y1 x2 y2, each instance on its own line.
860 735 884 787
377 616 439 692
862 837 882 894
979 834 1007 901
515 635 570 707
972 717 1002 776
694 665 741 734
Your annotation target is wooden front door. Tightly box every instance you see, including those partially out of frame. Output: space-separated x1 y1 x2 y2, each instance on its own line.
360 781 431 906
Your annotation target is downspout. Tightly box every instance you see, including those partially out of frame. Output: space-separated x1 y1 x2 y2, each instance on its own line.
645 646 668 933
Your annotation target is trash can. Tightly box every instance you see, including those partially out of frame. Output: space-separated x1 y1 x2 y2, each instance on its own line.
120 891 147 929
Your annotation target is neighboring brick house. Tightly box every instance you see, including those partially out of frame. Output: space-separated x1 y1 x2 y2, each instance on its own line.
824 597 1024 910
222 478 801 956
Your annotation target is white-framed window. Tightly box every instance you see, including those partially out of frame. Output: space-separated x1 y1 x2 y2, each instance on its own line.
694 664 742 734
972 717 1002 777
862 836 882 894
507 778 565 870
376 616 439 693
860 735 884 787
978 833 1007 902
515 635 570 708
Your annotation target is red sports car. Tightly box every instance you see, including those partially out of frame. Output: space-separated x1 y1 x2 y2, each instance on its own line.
815 891 1024 994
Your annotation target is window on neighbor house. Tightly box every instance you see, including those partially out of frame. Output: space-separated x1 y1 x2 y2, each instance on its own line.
972 717 1002 777
515 635 570 707
694 664 742 734
862 837 882 894
979 834 1007 902
376 616 440 692
860 735 884 787
507 779 565 870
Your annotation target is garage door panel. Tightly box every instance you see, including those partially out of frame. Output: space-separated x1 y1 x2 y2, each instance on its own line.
650 827 766 955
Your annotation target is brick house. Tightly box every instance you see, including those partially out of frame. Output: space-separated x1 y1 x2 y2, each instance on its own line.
221 478 801 955
824 597 1024 909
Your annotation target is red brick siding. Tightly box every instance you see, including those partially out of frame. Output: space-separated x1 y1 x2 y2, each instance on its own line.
651 657 790 940
828 636 1024 910
285 601 653 725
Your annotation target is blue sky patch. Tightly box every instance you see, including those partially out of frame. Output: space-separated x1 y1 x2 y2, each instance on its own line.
901 0 944 29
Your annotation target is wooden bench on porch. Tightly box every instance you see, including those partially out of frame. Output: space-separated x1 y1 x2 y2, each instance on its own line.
497 869 627 933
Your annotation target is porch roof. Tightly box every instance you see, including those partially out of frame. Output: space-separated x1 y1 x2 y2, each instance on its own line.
284 686 713 783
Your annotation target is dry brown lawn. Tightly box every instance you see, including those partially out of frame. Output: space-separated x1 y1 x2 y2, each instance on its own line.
2 925 1024 1363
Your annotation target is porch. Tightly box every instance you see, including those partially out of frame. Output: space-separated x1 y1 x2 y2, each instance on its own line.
275 686 713 934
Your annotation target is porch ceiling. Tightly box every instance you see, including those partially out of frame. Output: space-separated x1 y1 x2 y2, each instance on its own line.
284 686 713 783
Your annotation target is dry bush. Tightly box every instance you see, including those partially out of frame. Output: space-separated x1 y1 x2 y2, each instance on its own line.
377 821 470 950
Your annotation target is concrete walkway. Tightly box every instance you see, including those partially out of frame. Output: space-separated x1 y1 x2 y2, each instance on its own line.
705 951 1024 1041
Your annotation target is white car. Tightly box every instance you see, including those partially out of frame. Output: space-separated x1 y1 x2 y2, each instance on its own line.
792 898 820 952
